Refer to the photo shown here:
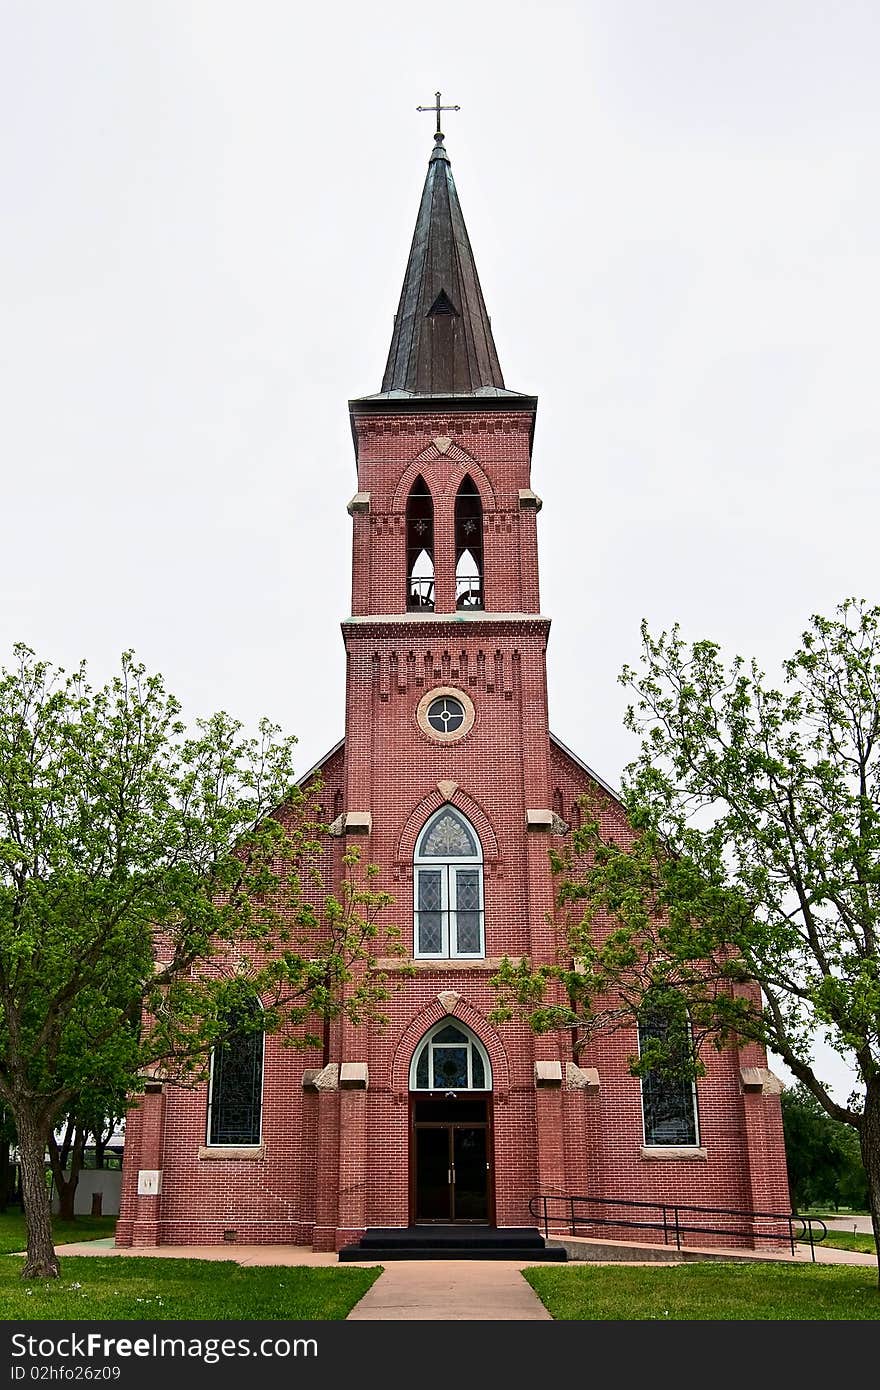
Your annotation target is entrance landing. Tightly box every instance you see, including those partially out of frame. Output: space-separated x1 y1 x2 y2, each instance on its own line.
338 1225 567 1262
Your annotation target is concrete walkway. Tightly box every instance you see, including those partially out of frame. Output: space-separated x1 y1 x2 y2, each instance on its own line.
344 1259 551 1321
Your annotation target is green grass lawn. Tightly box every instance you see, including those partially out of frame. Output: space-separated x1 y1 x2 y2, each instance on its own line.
0 1255 381 1320
0 1210 117 1257
524 1262 880 1320
803 1229 877 1256
0 1212 380 1319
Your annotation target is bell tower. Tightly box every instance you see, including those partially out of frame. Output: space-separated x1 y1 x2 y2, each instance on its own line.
343 119 551 873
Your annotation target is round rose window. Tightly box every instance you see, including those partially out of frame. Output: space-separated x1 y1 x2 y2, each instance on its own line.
426 696 465 734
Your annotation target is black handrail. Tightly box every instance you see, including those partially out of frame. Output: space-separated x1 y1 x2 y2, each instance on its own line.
529 1192 827 1262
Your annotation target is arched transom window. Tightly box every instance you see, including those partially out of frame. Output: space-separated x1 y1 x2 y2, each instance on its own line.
414 807 484 958
410 1020 492 1091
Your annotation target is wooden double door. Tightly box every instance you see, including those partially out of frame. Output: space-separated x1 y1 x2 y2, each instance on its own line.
411 1097 493 1223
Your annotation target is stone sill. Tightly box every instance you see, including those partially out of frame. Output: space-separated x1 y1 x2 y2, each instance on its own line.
639 1146 707 1161
198 1145 265 1162
374 957 508 972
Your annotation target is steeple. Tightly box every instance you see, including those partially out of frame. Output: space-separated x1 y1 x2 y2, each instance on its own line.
380 132 506 396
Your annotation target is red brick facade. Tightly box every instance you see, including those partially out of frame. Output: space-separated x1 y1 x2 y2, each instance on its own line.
118 142 790 1255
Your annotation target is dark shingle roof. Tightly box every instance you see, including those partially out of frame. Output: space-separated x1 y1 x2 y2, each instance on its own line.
380 133 506 396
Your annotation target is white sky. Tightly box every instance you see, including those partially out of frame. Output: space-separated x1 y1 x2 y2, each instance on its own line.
3 2 877 1106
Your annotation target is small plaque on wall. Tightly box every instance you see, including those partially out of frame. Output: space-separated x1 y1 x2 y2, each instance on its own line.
137 1169 162 1195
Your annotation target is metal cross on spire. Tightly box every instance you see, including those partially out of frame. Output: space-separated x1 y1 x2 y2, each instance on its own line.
416 91 460 139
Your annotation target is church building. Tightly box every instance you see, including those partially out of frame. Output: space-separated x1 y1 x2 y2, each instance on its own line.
117 112 790 1256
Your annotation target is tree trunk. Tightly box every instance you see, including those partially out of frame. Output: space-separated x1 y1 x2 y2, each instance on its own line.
860 1076 880 1291
0 1137 9 1212
47 1125 86 1222
16 1110 59 1279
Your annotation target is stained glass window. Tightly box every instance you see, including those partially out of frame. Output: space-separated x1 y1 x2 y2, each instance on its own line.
410 1021 492 1091
414 809 484 957
207 1004 264 1145
417 870 443 955
639 996 699 1147
421 811 477 858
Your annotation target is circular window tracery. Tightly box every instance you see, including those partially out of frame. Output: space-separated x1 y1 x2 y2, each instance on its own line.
426 696 465 734
409 1020 492 1092
416 686 476 743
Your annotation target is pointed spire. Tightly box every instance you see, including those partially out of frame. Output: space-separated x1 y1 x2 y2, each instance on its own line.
381 134 505 396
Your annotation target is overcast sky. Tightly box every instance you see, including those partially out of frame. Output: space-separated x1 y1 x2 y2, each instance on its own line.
3 2 877 1104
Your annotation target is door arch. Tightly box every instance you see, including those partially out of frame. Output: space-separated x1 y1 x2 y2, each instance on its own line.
409 1020 494 1224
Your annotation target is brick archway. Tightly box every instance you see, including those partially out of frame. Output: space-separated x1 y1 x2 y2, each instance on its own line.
397 787 500 868
390 997 510 1101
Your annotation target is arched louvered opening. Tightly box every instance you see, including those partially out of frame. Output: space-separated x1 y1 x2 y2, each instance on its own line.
407 476 434 611
455 476 483 610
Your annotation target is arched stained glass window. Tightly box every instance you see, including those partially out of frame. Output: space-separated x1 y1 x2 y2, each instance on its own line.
410 1020 491 1091
414 808 484 958
206 1000 265 1146
638 992 699 1147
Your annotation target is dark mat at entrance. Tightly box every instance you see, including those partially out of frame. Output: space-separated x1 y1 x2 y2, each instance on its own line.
338 1225 567 1261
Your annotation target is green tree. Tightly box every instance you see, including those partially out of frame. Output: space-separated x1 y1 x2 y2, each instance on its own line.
0 645 397 1279
493 600 880 1281
782 1083 868 1212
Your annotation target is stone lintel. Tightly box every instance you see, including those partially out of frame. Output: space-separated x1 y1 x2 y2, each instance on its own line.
565 1063 600 1094
740 1066 785 1095
339 1062 369 1090
347 492 371 515
534 1060 563 1087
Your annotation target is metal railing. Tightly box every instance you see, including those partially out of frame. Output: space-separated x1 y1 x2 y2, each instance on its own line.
529 1192 828 1261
